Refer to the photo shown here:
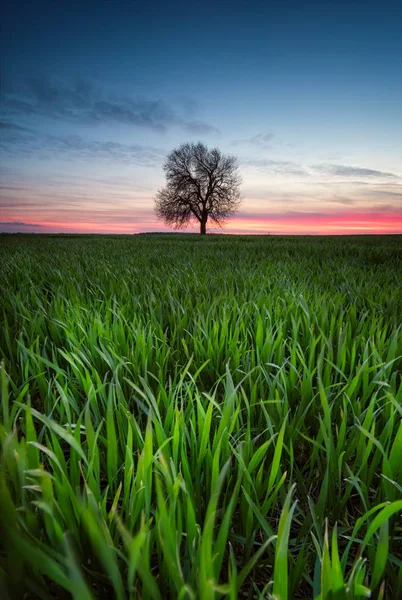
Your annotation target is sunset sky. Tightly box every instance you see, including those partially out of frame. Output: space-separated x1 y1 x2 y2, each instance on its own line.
1 0 402 235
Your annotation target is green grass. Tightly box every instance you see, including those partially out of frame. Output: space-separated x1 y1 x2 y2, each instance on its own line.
0 233 401 599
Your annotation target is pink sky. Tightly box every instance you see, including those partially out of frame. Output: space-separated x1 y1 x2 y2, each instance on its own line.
1 210 401 235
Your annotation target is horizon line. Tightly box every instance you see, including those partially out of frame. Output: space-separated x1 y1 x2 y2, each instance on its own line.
1 231 401 237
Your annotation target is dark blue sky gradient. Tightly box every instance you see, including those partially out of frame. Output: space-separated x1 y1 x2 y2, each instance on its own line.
3 1 401 92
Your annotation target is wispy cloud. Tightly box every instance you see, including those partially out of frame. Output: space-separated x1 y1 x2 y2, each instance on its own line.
367 203 402 213
0 221 43 227
365 188 402 199
232 132 275 147
2 76 219 134
331 195 356 205
313 163 401 179
242 157 307 177
0 121 33 132
0 126 165 166
182 120 220 135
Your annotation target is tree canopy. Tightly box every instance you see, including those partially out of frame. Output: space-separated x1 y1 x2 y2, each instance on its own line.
155 142 242 234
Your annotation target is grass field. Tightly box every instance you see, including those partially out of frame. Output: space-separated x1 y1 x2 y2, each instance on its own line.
1 233 401 599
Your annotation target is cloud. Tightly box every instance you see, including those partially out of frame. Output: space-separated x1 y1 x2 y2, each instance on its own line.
368 204 402 213
365 189 402 199
0 182 31 191
232 132 275 147
242 157 306 176
0 121 32 132
0 221 42 227
331 195 356 205
182 120 220 135
313 163 401 179
52 136 165 165
1 76 219 134
0 126 165 166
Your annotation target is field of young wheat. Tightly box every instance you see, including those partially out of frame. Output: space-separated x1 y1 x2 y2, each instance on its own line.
0 234 401 599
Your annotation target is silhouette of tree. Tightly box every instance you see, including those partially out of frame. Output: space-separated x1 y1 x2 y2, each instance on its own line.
155 142 242 235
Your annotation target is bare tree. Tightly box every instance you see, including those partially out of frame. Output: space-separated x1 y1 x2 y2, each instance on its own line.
155 142 242 235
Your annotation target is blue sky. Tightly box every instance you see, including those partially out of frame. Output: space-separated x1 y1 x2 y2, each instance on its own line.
1 0 402 233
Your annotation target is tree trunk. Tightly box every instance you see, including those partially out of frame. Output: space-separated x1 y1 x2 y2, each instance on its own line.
200 219 207 235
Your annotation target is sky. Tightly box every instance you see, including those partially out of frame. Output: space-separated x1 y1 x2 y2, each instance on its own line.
1 0 402 235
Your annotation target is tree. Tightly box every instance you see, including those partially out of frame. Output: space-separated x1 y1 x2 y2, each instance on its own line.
155 142 242 235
